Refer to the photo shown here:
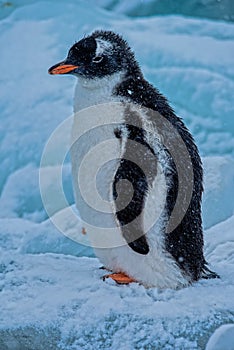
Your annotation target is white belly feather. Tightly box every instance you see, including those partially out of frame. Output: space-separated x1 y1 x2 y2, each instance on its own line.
71 76 188 288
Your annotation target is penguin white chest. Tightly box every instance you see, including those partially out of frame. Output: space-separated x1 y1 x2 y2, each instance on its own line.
71 79 127 251
73 73 124 112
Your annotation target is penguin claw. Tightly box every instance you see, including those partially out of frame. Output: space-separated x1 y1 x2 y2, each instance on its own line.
99 266 112 271
102 272 135 284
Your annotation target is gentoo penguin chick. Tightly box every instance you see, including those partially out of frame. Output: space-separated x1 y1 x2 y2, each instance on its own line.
48 30 219 288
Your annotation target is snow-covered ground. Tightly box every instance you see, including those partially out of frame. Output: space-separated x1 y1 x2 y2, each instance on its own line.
0 1 234 349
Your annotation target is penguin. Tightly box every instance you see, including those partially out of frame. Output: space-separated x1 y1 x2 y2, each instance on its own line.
48 30 219 288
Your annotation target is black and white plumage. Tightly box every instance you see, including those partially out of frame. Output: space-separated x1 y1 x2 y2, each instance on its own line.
48 30 218 288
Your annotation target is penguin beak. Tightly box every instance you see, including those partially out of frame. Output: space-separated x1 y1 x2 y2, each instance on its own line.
48 60 79 75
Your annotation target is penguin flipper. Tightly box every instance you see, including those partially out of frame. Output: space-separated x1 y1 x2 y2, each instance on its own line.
113 158 150 256
128 236 149 255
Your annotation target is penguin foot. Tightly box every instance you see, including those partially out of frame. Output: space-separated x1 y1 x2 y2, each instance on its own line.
102 272 135 284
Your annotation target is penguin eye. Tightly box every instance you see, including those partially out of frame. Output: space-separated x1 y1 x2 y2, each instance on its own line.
92 56 103 63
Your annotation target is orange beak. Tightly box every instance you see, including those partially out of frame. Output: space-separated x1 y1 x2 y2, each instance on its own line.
48 61 79 75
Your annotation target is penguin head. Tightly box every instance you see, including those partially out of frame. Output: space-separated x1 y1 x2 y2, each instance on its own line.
48 30 140 79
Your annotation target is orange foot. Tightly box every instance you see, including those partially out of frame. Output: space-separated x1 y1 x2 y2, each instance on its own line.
102 272 135 284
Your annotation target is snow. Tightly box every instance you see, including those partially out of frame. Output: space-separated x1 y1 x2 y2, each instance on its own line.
202 157 234 229
0 0 234 349
87 0 234 22
205 324 234 350
1 218 234 350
